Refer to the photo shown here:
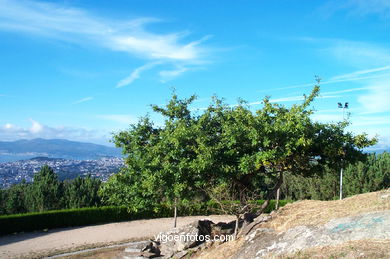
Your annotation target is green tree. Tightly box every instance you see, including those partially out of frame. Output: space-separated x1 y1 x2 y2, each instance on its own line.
101 83 377 227
0 188 6 215
5 179 29 214
64 175 101 208
28 165 63 212
101 95 200 226
99 117 164 211
280 152 389 201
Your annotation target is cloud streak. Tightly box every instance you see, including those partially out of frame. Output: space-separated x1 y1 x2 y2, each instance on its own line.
330 65 390 80
322 0 390 18
0 0 211 87
159 66 188 83
275 64 390 91
116 62 160 88
73 96 94 104
0 119 106 144
358 81 390 114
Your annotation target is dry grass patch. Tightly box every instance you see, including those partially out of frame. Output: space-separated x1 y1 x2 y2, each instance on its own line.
263 189 390 232
276 239 390 259
194 238 245 259
57 246 125 259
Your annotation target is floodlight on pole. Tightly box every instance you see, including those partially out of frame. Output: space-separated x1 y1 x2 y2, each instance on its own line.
338 102 348 200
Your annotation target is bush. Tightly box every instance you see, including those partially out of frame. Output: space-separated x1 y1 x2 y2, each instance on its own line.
0 200 292 235
0 206 141 235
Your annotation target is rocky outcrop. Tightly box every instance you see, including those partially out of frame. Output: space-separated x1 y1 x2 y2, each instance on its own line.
232 210 390 258
116 219 238 258
157 220 212 257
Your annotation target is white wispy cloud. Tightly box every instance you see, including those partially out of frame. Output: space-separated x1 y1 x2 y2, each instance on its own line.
0 119 106 143
330 65 390 80
116 62 160 88
159 66 188 83
72 96 94 104
322 0 390 18
98 114 136 124
29 118 43 133
358 80 390 114
0 0 211 87
352 115 390 126
324 40 390 68
321 87 371 95
276 64 390 91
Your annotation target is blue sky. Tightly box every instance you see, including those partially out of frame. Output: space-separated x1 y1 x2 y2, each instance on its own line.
0 0 390 149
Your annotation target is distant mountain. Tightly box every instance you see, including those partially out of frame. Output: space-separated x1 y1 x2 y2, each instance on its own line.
0 138 122 162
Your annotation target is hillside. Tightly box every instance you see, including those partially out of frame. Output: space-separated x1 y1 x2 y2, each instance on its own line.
0 138 122 162
197 189 390 259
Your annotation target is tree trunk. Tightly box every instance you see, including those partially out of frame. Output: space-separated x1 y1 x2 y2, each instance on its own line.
275 187 280 210
173 197 178 228
234 215 239 240
239 171 284 237
256 171 284 216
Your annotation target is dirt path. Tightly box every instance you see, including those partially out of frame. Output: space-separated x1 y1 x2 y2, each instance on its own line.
0 215 235 259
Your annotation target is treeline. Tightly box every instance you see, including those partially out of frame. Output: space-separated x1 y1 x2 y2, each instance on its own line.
1 153 388 216
281 152 389 200
0 165 101 215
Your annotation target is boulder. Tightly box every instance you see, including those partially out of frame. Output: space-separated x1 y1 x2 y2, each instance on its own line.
116 240 160 259
157 220 213 257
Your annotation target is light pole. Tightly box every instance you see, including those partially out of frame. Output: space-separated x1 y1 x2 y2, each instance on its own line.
337 102 348 200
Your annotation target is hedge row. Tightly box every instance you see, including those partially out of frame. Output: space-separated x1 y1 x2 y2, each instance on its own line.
0 200 292 235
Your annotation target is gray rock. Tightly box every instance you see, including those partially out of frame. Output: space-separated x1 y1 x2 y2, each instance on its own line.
232 210 390 258
117 241 161 259
157 220 207 257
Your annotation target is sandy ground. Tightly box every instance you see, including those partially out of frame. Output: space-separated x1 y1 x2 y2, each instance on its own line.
0 215 235 259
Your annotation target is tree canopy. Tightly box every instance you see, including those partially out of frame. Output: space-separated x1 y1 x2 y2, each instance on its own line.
100 85 377 215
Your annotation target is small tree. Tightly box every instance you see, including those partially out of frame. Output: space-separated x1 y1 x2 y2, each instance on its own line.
64 175 101 208
4 179 28 214
102 95 200 227
28 165 63 212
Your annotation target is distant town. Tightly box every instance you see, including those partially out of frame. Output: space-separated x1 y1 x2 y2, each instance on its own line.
0 157 124 188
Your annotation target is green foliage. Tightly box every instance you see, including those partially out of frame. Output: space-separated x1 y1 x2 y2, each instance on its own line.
0 206 137 235
281 153 390 200
344 152 390 196
102 85 376 213
3 179 29 214
63 175 102 209
0 199 290 235
0 166 105 215
27 165 64 212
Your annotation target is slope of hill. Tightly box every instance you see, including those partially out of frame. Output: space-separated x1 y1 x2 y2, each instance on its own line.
0 138 122 162
197 189 390 259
